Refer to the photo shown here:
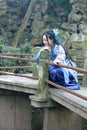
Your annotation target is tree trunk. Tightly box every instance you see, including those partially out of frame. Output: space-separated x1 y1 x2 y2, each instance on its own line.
12 0 36 48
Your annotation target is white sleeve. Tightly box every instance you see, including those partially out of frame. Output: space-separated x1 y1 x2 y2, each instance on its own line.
55 45 66 62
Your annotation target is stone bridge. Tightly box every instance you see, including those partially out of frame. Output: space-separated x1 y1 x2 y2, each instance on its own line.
0 51 87 130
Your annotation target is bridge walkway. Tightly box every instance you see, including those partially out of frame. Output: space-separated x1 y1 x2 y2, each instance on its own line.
49 87 87 119
0 74 38 94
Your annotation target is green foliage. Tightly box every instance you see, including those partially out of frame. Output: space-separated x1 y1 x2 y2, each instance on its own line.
47 0 71 25
0 39 33 73
0 46 20 72
0 17 8 27
48 0 64 5
1 59 16 68
0 36 3 53
0 36 3 45
15 39 33 73
15 0 30 4
20 39 32 54
53 0 63 4
48 0 71 10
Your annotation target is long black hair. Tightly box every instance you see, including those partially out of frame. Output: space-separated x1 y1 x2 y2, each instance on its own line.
45 29 61 45
46 29 72 60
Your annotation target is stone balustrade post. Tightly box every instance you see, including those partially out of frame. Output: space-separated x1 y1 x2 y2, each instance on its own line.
29 49 51 107
37 50 50 95
32 47 41 76
82 58 87 87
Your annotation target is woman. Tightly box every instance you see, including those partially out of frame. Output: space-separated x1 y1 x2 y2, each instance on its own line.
34 30 60 62
46 30 80 90
34 30 80 90
33 31 50 68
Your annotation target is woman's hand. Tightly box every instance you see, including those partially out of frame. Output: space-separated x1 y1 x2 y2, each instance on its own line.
53 59 62 65
44 46 50 51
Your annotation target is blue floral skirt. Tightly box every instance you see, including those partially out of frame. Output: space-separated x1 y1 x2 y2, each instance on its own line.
48 65 80 90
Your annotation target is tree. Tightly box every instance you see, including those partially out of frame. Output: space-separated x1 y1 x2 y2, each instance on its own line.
0 0 7 16
12 0 36 48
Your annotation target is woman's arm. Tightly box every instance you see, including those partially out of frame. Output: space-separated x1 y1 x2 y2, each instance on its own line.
33 48 44 60
54 45 66 65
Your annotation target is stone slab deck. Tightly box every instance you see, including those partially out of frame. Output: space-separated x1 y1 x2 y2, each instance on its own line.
0 75 38 94
49 87 87 119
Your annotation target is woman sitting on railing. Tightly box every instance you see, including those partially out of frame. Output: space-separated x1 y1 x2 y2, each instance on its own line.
34 29 80 90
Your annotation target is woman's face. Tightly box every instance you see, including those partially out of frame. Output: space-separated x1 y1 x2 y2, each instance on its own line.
42 35 49 46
